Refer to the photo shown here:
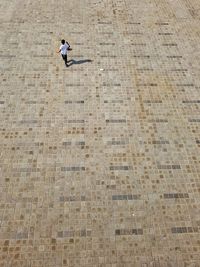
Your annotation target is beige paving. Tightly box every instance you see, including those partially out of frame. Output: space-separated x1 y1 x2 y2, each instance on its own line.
0 0 200 266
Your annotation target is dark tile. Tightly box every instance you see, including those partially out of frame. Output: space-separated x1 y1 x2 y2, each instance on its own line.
183 100 200 103
110 166 131 170
159 32 173 35
163 43 177 46
16 232 28 239
106 119 126 123
115 229 120 235
176 84 194 87
61 166 85 171
63 142 72 146
189 119 200 122
57 231 63 238
112 194 140 200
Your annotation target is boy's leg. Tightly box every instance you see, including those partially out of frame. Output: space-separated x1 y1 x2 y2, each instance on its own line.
64 55 69 66
62 54 68 66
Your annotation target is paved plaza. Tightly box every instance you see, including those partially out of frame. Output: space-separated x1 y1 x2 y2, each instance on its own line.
1 0 200 266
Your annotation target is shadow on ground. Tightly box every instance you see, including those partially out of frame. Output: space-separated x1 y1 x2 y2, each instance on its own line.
68 59 92 67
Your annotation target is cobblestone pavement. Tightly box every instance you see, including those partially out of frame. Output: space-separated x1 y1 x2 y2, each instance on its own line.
0 0 200 266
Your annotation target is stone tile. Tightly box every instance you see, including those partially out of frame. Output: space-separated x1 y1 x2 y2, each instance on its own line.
0 0 200 266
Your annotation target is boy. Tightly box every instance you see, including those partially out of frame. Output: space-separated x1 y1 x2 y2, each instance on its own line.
58 39 71 67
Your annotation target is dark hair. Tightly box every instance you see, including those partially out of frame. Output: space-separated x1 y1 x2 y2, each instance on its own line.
61 39 65 44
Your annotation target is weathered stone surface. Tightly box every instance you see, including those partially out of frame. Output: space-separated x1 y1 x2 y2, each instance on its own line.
0 0 200 266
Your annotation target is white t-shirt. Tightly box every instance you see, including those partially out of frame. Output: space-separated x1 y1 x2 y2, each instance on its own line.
60 43 69 55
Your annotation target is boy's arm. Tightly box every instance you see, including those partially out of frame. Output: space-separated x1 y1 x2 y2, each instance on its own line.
57 49 61 53
66 42 72 51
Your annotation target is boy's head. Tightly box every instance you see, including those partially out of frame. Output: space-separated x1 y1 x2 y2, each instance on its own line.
61 39 65 45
